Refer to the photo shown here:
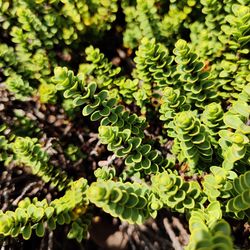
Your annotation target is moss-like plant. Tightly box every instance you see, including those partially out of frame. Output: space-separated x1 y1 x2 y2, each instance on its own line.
151 171 206 213
186 207 233 250
12 136 71 191
87 180 160 224
98 125 167 174
0 178 89 240
171 111 213 171
226 171 250 219
0 1 250 248
173 39 217 108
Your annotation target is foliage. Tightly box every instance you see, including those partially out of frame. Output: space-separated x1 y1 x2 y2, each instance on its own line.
226 171 250 219
152 171 206 213
0 0 250 249
12 136 71 191
186 206 233 250
0 178 89 241
87 180 160 224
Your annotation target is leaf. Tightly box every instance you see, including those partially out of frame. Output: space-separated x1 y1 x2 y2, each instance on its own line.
131 209 139 223
118 191 129 205
110 188 123 203
233 178 244 194
130 137 142 149
108 113 118 124
224 115 244 130
32 207 44 222
47 217 56 230
134 196 147 209
114 205 124 216
72 96 87 106
90 111 102 121
16 208 28 225
63 212 71 224
211 220 231 235
139 144 151 154
242 190 250 205
232 101 250 118
141 158 151 169
183 197 195 209
100 107 110 116
98 90 108 101
22 223 32 240
132 152 142 163
27 204 36 217
11 225 21 238
35 222 45 237
243 172 250 188
82 105 96 116
57 213 65 225
121 208 132 221
233 195 249 211
126 193 139 208
88 82 97 97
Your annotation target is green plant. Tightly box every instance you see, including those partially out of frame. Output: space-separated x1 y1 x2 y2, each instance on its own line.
0 178 89 240
173 39 217 108
87 180 160 224
201 102 225 146
151 171 206 213
12 136 71 191
186 206 233 250
226 171 250 219
1 1 250 249
171 111 213 171
159 87 190 129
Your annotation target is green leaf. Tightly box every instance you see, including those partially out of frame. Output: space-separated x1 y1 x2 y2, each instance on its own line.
27 204 36 217
118 191 129 205
11 224 21 238
233 178 244 194
0 214 12 234
224 115 244 130
35 222 45 237
45 207 54 219
139 144 151 154
134 196 147 209
233 195 249 211
63 212 71 224
98 90 108 101
32 207 44 222
16 208 28 225
110 188 123 203
126 193 139 208
141 158 151 169
121 208 132 220
47 217 56 230
57 213 65 225
82 105 96 116
242 190 250 205
72 96 87 106
211 220 231 235
90 111 102 121
22 223 32 240
183 197 195 209
88 82 97 97
131 209 139 223
132 152 142 163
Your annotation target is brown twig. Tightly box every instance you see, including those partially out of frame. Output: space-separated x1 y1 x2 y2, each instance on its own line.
163 218 183 250
172 217 189 246
12 182 37 206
